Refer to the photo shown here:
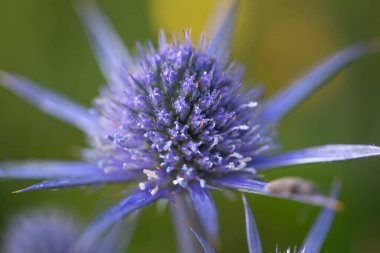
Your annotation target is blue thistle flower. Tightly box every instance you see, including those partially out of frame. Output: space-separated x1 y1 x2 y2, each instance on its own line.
192 183 340 253
1 208 135 253
0 0 379 249
2 210 79 253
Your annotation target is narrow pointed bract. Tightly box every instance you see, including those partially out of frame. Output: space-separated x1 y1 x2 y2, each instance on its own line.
76 1 134 84
188 183 219 243
171 195 199 253
190 228 216 253
0 161 98 179
301 183 340 253
77 189 165 250
207 0 239 60
262 40 380 123
12 170 137 193
0 71 96 132
252 144 380 171
243 195 263 253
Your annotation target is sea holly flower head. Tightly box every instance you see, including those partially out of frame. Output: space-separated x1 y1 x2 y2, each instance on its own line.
0 0 379 249
88 29 269 196
1 208 134 253
2 210 79 253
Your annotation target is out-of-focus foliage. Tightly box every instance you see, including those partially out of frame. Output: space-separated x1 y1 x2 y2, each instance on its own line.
0 0 379 252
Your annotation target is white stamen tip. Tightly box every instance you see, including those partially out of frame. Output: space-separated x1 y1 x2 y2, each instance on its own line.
247 101 258 108
143 169 159 180
231 152 243 159
150 186 159 195
239 125 249 130
138 182 146 190
173 177 186 187
227 162 235 170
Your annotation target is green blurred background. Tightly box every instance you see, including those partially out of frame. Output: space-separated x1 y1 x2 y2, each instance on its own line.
0 0 380 252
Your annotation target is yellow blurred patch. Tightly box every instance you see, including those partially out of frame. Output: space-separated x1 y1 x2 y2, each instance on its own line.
149 0 226 39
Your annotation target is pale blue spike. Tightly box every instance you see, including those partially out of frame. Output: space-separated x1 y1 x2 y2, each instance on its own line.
243 195 263 253
76 190 163 253
253 144 380 171
188 183 219 244
0 71 96 132
190 228 216 253
12 171 137 193
262 40 380 123
0 160 98 179
76 1 134 84
171 195 199 253
301 182 341 253
207 0 240 59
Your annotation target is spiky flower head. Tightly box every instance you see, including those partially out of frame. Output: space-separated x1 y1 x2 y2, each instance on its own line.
2 209 79 253
1 0 379 249
89 30 270 195
1 208 134 253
